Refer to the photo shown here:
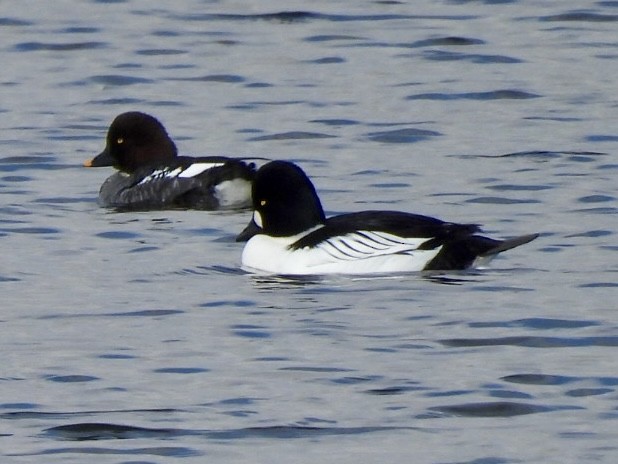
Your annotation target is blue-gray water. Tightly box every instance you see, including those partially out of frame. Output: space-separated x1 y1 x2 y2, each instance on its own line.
1 1 617 463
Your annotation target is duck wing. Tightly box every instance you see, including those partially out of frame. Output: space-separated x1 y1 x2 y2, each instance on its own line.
291 211 479 250
101 159 254 210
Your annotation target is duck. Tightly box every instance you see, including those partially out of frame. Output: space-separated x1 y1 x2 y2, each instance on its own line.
84 111 255 210
237 160 539 275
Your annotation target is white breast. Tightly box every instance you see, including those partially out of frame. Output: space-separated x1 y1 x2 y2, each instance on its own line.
241 230 442 275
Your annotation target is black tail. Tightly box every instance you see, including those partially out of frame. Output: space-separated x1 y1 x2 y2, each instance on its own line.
424 233 539 271
481 233 539 257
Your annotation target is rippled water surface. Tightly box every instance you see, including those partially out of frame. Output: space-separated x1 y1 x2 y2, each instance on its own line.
1 1 617 463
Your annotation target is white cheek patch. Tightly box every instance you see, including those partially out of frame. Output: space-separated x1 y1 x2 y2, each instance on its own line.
178 162 224 178
253 210 263 229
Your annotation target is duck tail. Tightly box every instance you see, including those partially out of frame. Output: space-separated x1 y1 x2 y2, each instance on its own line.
480 233 540 257
424 233 539 271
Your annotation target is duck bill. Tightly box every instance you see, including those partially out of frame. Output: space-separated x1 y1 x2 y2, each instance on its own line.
84 148 113 167
236 218 262 242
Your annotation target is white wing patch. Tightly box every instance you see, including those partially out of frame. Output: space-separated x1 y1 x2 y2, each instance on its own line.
315 230 431 261
136 163 225 185
138 167 182 185
178 162 224 178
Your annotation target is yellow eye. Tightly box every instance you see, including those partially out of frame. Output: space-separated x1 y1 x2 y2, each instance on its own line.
260 199 267 206
116 137 124 144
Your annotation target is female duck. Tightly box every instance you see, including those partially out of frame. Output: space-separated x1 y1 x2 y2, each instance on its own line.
85 112 255 210
238 161 538 275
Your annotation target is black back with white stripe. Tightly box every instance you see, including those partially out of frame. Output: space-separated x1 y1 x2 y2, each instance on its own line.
244 160 538 270
99 157 254 210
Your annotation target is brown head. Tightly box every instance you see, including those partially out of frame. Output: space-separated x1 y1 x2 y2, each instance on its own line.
84 112 178 173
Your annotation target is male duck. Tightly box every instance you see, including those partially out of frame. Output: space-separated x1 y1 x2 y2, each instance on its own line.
238 160 538 275
84 111 255 210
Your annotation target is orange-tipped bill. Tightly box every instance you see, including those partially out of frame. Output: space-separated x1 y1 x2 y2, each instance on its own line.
84 148 113 168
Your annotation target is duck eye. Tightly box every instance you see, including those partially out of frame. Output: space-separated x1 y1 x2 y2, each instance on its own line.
116 137 124 144
260 199 267 207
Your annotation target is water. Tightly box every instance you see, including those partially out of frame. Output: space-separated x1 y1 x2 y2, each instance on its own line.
1 1 617 462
